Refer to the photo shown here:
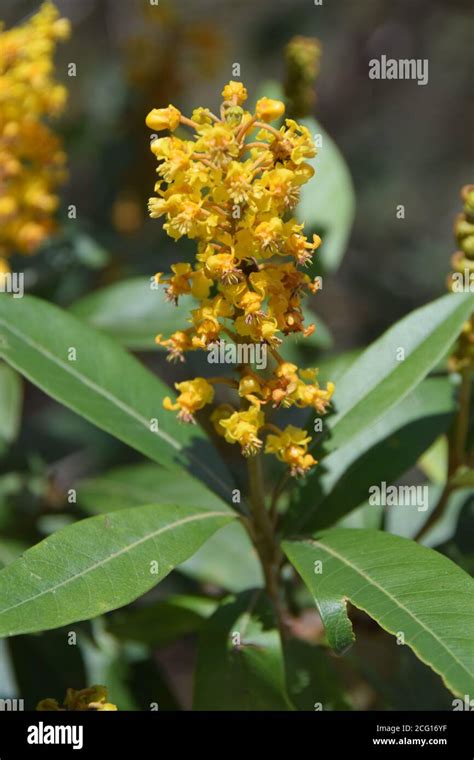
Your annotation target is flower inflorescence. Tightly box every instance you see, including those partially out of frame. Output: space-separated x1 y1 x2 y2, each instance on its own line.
0 1 69 272
146 81 334 476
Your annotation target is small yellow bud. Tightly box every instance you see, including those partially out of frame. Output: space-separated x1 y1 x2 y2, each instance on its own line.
221 81 248 104
146 105 181 132
255 97 285 122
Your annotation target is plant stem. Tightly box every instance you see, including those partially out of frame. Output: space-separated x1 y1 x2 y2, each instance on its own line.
415 367 472 541
269 470 290 527
246 454 287 638
452 368 471 469
414 481 453 542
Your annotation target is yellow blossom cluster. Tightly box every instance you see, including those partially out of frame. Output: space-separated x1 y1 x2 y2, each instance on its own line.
448 184 474 371
147 82 334 476
0 2 70 273
37 685 118 711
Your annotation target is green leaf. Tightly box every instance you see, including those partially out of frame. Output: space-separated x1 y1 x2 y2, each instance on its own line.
0 503 235 637
107 595 217 647
0 295 234 501
327 292 474 451
78 462 262 591
70 277 191 350
316 348 362 386
287 377 456 533
283 529 474 697
297 118 355 273
0 363 22 443
193 590 293 710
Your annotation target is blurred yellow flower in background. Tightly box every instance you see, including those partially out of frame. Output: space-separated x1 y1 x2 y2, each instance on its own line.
0 1 69 271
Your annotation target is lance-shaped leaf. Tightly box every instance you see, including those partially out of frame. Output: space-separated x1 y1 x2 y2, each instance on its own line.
283 529 474 697
0 295 233 501
0 503 235 637
327 292 474 451
193 590 293 710
70 277 191 351
285 377 455 533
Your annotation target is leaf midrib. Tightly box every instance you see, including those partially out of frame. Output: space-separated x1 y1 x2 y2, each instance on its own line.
0 509 232 619
308 538 473 683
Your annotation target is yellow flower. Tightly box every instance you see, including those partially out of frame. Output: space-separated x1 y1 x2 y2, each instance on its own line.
255 97 285 122
158 262 211 303
203 252 242 284
37 686 118 711
221 81 248 104
296 379 335 413
146 105 181 131
265 426 317 476
156 330 194 362
163 377 214 422
217 406 265 457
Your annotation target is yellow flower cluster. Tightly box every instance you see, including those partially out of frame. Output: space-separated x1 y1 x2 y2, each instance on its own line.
147 82 334 476
448 184 474 371
0 2 70 272
37 685 118 711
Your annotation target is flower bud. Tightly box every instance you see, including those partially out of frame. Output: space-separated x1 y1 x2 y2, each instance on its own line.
221 81 248 104
146 105 181 132
255 97 285 122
